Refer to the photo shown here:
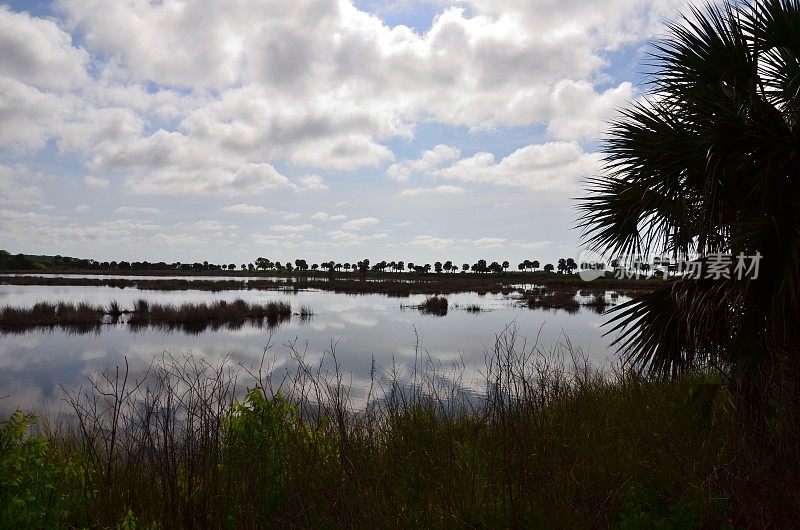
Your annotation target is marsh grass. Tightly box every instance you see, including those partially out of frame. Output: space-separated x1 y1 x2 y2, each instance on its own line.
0 273 658 297
416 296 449 316
0 301 105 332
0 299 294 333
3 325 799 527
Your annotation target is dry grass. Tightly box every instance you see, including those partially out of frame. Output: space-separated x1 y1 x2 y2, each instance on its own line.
4 326 798 527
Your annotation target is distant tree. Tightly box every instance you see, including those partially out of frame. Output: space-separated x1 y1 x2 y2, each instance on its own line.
557 258 567 274
311 263 319 271
502 260 509 272
241 264 247 270
434 261 443 274
228 263 235 270
407 262 415 272
221 264 227 270
565 258 577 274
247 263 254 271
531 260 540 273
544 263 554 274
462 263 469 272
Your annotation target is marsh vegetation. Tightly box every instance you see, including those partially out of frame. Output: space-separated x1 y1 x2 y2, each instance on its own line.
0 299 295 333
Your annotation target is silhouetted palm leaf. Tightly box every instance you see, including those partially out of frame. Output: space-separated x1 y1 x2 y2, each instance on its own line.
579 0 800 376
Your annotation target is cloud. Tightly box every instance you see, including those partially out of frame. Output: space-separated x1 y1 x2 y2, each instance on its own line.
387 145 461 182
113 206 159 216
0 6 88 89
472 237 506 248
0 0 705 263
400 185 465 196
410 235 455 249
189 220 236 232
325 230 388 247
433 142 602 192
222 203 268 214
292 175 328 192
83 175 110 188
0 164 48 208
311 211 347 221
342 217 380 231
271 223 313 233
73 204 90 213
511 240 554 251
290 135 394 171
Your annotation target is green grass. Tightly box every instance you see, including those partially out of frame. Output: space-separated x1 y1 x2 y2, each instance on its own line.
2 332 799 528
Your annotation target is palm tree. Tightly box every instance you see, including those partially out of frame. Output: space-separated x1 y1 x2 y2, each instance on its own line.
543 263 554 274
578 0 800 397
532 260 540 273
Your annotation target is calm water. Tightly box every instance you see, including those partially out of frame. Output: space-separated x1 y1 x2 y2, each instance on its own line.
0 278 621 415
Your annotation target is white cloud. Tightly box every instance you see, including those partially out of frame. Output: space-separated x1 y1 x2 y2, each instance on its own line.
312 211 347 221
222 203 268 214
189 220 235 232
271 223 313 233
113 206 159 216
73 204 90 213
387 145 461 182
0 164 48 208
0 6 88 89
342 217 380 231
290 135 394 171
292 175 328 192
400 185 465 196
472 237 506 248
546 80 633 141
83 175 109 188
410 235 454 249
511 240 554 251
433 142 602 192
325 230 389 247
0 0 706 263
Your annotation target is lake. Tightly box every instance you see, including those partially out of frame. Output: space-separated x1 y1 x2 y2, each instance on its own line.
0 277 622 415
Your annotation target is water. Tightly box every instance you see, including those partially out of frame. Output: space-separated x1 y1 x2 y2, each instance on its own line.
0 279 620 415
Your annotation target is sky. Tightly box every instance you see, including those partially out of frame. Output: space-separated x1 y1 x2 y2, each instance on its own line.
0 0 704 266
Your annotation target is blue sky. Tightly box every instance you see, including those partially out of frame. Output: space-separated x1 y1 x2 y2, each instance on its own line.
0 0 700 266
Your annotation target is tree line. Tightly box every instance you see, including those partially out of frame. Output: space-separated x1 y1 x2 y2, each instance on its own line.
0 250 583 275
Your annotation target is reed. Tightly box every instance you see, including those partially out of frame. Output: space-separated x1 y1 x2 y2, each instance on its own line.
0 299 295 333
4 326 798 527
417 295 448 316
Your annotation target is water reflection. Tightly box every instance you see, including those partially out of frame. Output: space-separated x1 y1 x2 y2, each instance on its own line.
0 284 619 416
